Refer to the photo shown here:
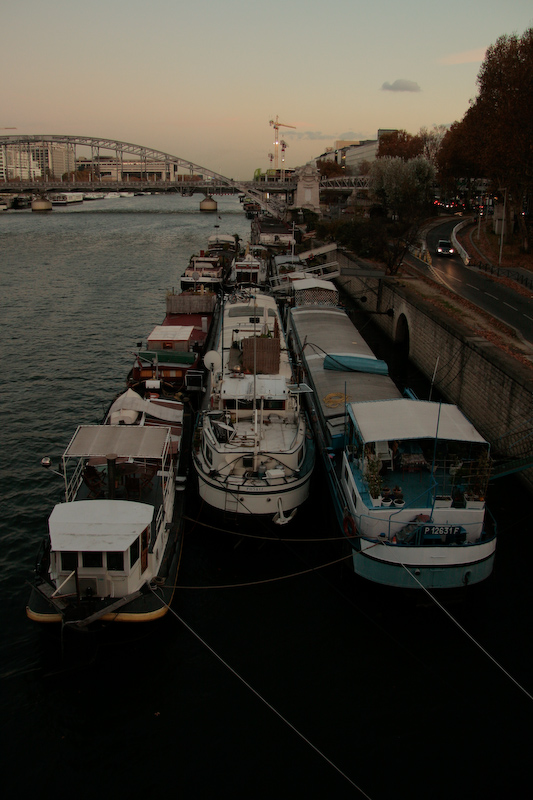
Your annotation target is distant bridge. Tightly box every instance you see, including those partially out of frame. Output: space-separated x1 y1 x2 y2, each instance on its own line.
0 134 293 217
0 134 368 215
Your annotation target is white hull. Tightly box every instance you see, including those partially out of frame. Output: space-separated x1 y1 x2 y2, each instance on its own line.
196 468 311 517
194 290 314 524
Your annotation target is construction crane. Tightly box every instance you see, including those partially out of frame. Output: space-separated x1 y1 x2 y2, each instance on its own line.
269 116 295 170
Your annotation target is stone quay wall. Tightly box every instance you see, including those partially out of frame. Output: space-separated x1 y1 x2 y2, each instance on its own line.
337 263 533 493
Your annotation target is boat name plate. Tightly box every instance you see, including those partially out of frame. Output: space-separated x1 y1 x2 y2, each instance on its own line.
422 525 462 536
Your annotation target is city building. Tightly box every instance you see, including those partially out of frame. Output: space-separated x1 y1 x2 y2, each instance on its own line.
0 142 75 181
315 130 398 174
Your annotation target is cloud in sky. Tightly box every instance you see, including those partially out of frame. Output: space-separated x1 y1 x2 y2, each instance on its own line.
439 47 487 65
283 130 337 141
381 79 421 93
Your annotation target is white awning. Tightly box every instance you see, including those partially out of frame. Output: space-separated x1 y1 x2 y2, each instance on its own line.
49 500 153 552
64 424 171 460
107 390 183 424
349 399 486 445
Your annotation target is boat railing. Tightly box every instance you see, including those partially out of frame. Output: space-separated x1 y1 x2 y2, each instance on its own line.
66 458 85 502
150 504 165 551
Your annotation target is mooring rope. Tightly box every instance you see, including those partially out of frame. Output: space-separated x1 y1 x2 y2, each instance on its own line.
150 586 373 798
399 561 533 702
182 513 347 542
167 553 352 591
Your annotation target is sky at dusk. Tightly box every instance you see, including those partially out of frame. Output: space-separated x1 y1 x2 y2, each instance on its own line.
2 0 532 179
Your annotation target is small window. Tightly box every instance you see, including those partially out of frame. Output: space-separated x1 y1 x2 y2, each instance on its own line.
107 552 124 571
205 443 213 466
61 551 78 571
82 551 103 568
130 537 140 568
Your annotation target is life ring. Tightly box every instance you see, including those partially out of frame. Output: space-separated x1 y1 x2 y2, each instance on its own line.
343 514 357 538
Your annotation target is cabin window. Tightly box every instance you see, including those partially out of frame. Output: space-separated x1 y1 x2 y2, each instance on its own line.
130 537 140 568
61 551 78 571
163 342 173 350
204 443 213 466
107 552 124 571
264 400 284 410
82 551 103 569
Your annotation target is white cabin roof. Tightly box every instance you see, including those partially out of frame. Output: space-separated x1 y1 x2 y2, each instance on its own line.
49 500 153 552
292 278 337 292
221 375 287 399
64 424 171 460
349 399 487 445
208 234 236 245
148 325 194 342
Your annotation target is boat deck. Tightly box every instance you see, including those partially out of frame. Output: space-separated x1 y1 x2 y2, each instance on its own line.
291 305 400 442
340 452 459 509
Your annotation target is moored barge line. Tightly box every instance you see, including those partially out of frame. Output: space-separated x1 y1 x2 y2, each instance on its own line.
285 278 496 589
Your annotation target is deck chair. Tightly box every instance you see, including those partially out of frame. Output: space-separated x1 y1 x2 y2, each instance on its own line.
83 465 105 498
375 441 393 471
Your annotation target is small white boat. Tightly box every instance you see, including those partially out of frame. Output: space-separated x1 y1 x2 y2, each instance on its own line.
49 192 84 205
27 390 185 627
228 247 269 288
193 289 315 524
180 253 227 294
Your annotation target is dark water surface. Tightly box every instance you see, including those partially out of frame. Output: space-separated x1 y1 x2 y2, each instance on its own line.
1 195 531 799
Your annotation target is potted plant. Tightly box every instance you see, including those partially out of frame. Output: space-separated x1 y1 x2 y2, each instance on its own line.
364 453 382 506
381 486 392 507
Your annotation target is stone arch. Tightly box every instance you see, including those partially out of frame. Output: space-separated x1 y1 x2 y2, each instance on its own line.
393 312 410 360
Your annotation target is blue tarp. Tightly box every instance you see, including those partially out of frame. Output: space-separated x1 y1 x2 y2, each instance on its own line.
323 354 389 375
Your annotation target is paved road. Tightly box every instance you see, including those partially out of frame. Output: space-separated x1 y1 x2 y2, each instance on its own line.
417 219 533 347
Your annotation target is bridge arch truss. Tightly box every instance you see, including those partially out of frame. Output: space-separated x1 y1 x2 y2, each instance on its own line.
0 134 287 217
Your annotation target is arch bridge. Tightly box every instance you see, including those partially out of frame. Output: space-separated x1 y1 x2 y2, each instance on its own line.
0 134 293 218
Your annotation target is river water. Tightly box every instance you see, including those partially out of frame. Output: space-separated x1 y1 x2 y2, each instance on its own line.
1 194 531 799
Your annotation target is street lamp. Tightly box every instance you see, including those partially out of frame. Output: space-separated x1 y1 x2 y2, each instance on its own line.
498 188 507 268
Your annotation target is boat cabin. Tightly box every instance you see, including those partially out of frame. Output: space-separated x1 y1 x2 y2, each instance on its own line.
48 499 154 600
345 399 491 513
47 424 175 600
147 325 195 353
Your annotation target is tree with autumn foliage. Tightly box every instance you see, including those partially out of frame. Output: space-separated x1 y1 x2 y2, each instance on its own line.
369 156 435 273
316 159 346 178
437 110 484 206
438 28 533 252
376 130 423 161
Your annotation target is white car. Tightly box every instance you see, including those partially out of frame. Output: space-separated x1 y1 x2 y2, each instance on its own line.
436 239 455 256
